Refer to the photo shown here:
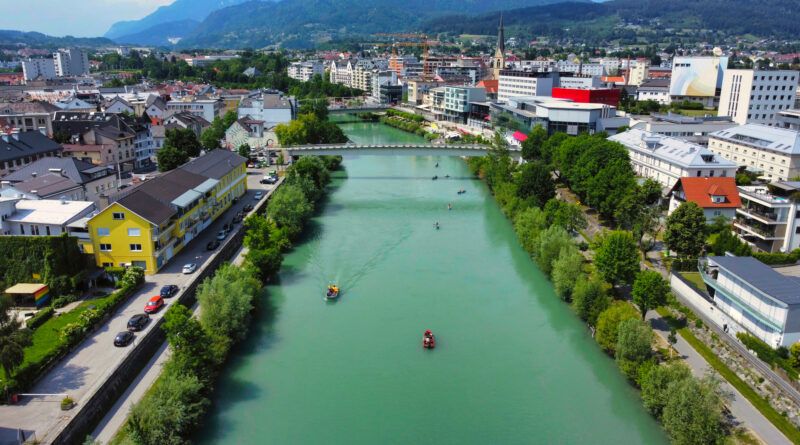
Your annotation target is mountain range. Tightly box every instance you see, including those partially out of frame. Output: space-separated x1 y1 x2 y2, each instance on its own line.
107 0 571 48
0 30 112 48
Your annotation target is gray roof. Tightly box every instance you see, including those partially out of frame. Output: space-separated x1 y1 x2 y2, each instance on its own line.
709 256 800 306
3 156 108 185
0 131 63 163
116 189 175 225
11 173 82 197
180 149 246 180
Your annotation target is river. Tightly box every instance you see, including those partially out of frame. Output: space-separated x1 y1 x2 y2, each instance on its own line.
198 119 668 444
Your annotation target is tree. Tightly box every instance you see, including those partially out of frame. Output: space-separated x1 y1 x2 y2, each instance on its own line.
513 207 547 255
544 199 587 234
0 296 32 381
535 226 574 276
640 362 692 417
552 248 584 301
668 329 678 358
245 246 284 282
267 184 313 238
639 179 663 206
156 143 189 172
662 376 725 445
572 275 610 326
520 125 548 161
664 202 707 259
631 270 670 319
615 318 654 380
162 304 215 376
515 161 554 207
275 113 346 146
593 231 640 287
237 143 252 158
299 99 329 120
165 128 200 157
595 301 640 352
197 264 260 347
287 156 330 195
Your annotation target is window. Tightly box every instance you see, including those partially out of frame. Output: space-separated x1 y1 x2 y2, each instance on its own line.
128 228 141 237
45 226 50 236
130 244 142 252
99 243 112 251
102 262 113 267
97 227 110 236
30 225 40 235
112 212 125 220
697 171 702 177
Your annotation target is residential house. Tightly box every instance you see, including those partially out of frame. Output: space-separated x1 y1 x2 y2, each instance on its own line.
87 150 247 273
288 61 323 81
1 157 117 205
238 92 295 128
53 111 147 170
700 255 800 347
0 131 64 176
144 94 167 124
166 96 223 123
635 79 671 105
610 128 738 188
1 198 95 238
0 101 58 136
735 182 800 253
668 177 741 221
164 112 210 139
104 97 135 115
225 117 265 150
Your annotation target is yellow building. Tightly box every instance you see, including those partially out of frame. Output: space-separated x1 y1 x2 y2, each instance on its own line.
87 150 247 274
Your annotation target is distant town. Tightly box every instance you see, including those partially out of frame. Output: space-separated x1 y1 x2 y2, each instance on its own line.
1 9 800 445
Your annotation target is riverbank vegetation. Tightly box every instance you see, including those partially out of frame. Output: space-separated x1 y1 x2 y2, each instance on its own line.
356 109 438 141
468 132 732 444
115 156 340 445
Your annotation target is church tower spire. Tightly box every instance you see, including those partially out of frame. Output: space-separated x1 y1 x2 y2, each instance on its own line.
493 12 506 79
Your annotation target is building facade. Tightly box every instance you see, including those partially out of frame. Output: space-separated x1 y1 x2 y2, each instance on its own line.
668 177 741 221
288 61 324 81
708 124 800 182
669 56 728 107
735 182 800 253
718 69 799 126
53 48 90 77
629 113 737 146
498 70 554 102
21 58 56 81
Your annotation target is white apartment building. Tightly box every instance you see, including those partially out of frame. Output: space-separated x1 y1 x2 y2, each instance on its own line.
701 255 800 347
629 113 737 146
610 128 737 188
53 48 90 77
708 124 800 181
166 97 223 123
555 61 607 77
735 182 800 253
329 60 354 87
185 55 240 67
288 61 324 81
1 198 95 236
21 58 57 81
498 70 554 102
557 75 603 89
636 79 671 105
434 86 486 123
718 69 799 126
237 92 295 128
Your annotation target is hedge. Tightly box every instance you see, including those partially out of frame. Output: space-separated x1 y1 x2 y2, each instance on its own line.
25 307 54 330
753 249 800 265
0 234 88 294
736 332 799 380
9 267 144 391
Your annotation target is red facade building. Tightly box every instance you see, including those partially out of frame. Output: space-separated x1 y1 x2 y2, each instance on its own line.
551 87 621 107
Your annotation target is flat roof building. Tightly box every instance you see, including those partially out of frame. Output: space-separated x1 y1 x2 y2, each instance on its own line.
708 124 800 182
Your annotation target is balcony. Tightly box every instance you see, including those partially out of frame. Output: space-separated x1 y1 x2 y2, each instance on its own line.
733 219 782 240
736 204 782 224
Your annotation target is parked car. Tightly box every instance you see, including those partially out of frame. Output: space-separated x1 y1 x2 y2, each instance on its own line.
160 284 179 298
243 204 254 212
207 240 220 251
114 331 134 347
254 191 264 200
217 230 227 241
182 263 197 274
260 176 277 184
233 212 243 223
127 313 150 331
144 296 165 314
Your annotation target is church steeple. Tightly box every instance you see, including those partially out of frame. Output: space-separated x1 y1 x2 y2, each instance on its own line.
493 12 506 79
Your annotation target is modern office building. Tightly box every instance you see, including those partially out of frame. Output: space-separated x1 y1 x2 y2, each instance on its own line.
734 182 800 253
498 70 554 102
700 255 800 347
551 87 621 107
629 113 737 145
708 124 800 181
434 86 487 123
669 56 728 107
718 69 799 126
777 109 800 130
610 128 738 188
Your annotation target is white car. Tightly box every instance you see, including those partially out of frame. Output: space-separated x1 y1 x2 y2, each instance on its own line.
254 191 264 200
182 263 197 274
216 230 226 241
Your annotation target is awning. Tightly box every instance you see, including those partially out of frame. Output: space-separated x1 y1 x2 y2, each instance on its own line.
513 131 528 142
194 178 219 194
171 189 203 209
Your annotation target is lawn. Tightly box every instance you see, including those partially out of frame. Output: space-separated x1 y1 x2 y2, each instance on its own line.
657 307 800 444
674 108 718 117
678 271 707 292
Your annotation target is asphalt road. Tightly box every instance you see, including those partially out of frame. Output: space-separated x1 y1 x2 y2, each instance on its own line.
0 168 273 445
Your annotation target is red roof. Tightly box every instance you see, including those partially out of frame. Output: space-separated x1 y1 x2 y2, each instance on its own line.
513 131 528 142
477 79 498 94
674 177 741 209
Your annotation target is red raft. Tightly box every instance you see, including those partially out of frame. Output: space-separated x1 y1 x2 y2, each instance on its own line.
423 329 436 349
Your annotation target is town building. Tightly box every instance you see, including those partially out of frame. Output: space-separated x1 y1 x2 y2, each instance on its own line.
21 58 56 82
669 56 728 107
557 75 605 90
700 255 800 347
53 97 95 112
185 55 240 67
237 92 295 128
497 70 554 102
1 157 118 206
53 111 149 170
53 48 90 77
635 79 671 104
104 97 135 115
718 70 799 126
371 70 399 103
551 87 621 107
0 198 95 237
629 113 737 146
0 131 63 176
164 112 211 139
288 61 324 81
777 109 800 131
707 124 800 182
225 117 266 150
610 128 738 188
668 177 741 221
491 97 627 135
433 86 487 124
0 102 57 136
329 59 354 87
492 14 506 79
734 182 800 253
87 150 247 273
166 96 223 123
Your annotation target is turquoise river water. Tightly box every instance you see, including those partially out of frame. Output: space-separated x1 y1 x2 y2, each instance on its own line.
197 120 668 444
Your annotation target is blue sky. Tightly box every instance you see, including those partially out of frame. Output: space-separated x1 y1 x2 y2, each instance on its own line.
0 0 172 37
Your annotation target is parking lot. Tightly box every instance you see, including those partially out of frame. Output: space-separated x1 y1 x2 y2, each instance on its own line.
0 167 274 445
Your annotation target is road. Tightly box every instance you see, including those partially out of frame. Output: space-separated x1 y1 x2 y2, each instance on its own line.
0 168 273 445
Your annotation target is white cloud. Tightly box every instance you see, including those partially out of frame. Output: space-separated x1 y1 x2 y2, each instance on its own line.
0 0 174 37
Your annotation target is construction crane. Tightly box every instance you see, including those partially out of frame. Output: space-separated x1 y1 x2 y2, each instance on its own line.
369 33 441 80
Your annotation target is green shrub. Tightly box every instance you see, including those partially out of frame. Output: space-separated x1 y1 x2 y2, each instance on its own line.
25 307 54 329
0 234 87 295
60 322 85 343
52 294 79 309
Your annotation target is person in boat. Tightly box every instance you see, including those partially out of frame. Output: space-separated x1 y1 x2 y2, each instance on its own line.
447 203 452 210
434 221 440 229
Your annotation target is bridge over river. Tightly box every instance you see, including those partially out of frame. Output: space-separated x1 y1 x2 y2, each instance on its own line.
285 143 519 158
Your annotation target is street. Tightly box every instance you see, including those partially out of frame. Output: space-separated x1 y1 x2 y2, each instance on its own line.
0 167 274 445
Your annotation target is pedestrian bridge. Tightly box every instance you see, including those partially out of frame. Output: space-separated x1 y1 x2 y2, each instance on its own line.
285 143 519 158
327 105 391 114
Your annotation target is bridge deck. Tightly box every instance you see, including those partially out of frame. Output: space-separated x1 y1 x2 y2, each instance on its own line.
284 143 519 158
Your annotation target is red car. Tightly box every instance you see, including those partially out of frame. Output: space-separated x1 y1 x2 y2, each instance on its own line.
144 296 164 314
